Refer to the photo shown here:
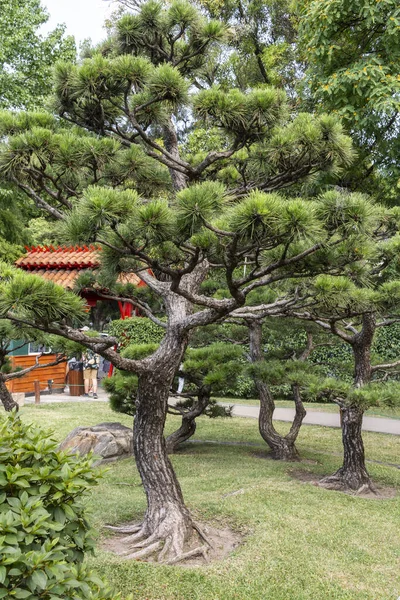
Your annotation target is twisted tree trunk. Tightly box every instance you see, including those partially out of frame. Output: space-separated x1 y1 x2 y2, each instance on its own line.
321 404 371 492
248 320 306 461
320 314 376 493
109 334 209 562
0 375 19 412
166 386 211 454
108 269 212 563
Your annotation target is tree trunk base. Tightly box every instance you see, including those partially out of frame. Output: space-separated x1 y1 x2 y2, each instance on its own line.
318 468 377 495
165 419 196 454
271 443 300 461
105 506 211 564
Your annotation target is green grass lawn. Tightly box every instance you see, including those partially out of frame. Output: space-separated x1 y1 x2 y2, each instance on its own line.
217 397 400 419
19 402 400 600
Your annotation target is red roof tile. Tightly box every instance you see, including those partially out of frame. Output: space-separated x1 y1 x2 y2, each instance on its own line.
16 246 100 270
15 246 143 290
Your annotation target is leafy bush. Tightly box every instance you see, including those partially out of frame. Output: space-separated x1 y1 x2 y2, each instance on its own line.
107 317 164 348
218 373 256 398
374 322 400 362
0 414 123 599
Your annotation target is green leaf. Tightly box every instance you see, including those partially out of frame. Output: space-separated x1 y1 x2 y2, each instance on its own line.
32 569 48 590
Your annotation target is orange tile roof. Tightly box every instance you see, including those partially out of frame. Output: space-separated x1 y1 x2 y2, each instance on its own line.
16 246 143 290
16 246 100 270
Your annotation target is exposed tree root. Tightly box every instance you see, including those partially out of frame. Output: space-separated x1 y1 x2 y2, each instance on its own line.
355 482 379 496
193 521 214 548
105 523 142 534
124 541 163 561
166 545 209 565
107 512 213 564
318 471 377 495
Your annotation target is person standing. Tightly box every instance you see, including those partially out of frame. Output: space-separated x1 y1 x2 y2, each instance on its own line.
82 350 99 398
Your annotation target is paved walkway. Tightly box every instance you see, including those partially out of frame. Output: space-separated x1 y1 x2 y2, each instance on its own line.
23 390 109 404
22 392 400 436
221 403 400 436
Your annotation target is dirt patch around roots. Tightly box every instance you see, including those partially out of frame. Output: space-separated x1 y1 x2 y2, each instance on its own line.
101 522 243 567
252 450 319 465
289 468 397 499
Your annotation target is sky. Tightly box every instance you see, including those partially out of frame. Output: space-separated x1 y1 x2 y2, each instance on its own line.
41 0 116 46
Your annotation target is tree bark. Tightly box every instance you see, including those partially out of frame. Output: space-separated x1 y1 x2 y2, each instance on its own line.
352 313 375 387
320 404 373 492
166 386 211 453
163 118 187 192
320 314 376 493
130 367 194 558
248 320 306 461
108 269 211 563
0 376 19 412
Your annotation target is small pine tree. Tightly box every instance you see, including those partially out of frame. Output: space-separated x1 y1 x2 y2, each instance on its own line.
105 341 242 453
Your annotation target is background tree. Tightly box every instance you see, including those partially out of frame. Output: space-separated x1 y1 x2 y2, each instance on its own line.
246 318 312 460
0 0 76 265
0 0 75 110
195 0 298 92
297 0 400 203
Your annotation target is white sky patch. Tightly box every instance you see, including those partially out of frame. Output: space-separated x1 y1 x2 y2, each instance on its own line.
41 0 116 46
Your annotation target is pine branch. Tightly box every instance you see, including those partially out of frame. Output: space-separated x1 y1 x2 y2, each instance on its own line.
10 177 64 220
6 313 148 375
93 291 166 328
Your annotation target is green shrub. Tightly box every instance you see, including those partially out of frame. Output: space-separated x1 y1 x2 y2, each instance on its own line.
107 317 164 347
0 413 123 599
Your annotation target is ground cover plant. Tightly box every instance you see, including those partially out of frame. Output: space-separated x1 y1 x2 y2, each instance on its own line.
18 402 400 600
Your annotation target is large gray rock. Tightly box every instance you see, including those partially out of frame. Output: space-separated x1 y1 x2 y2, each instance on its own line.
59 422 133 464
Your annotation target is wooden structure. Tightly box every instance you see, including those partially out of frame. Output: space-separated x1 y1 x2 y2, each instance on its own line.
6 353 66 395
10 245 146 394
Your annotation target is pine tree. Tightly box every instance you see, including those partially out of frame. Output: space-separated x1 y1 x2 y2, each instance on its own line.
246 319 311 460
0 0 396 562
286 259 400 492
